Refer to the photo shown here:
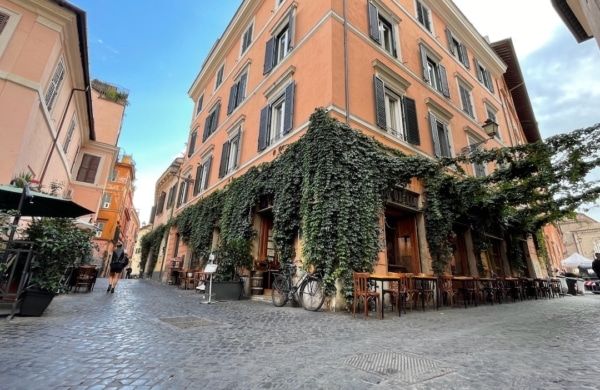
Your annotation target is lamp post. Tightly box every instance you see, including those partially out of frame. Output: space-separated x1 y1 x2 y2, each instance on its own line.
460 119 499 155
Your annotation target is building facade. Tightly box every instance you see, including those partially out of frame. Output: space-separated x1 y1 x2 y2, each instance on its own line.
94 154 140 274
552 0 600 48
558 213 600 260
149 0 555 290
131 223 152 277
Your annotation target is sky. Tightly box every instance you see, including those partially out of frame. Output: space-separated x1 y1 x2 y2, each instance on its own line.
72 0 600 223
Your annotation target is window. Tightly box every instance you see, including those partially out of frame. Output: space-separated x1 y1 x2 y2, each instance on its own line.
485 104 501 140
45 58 65 111
258 82 295 151
458 82 474 118
156 191 166 214
102 193 112 208
166 185 177 209
176 176 191 207
194 157 213 196
202 102 221 142
196 95 204 116
227 71 248 115
215 64 225 90
0 12 9 35
428 113 452 158
474 59 494 93
276 0 285 6
95 221 105 238
219 133 241 178
263 12 294 74
374 76 420 145
445 28 470 68
241 23 253 55
76 154 100 183
419 44 450 98
368 3 398 57
188 130 197 157
63 117 76 153
468 135 487 177
416 0 432 32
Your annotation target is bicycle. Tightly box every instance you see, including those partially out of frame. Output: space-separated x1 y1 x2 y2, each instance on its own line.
271 264 325 311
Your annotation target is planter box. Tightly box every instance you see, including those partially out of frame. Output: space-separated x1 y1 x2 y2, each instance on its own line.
19 289 55 316
211 281 243 300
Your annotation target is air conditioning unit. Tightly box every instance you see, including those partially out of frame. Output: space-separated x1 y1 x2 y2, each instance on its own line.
103 202 110 208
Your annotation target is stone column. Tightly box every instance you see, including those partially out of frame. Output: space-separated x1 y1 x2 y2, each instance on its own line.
416 213 432 274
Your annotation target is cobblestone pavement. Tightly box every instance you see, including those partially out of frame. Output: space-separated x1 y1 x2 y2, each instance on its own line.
1 279 599 389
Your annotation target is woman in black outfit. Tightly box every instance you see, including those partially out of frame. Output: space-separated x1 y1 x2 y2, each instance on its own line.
107 242 129 293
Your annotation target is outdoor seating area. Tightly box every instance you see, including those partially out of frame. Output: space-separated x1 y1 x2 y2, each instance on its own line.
69 266 98 293
173 269 206 290
352 272 565 320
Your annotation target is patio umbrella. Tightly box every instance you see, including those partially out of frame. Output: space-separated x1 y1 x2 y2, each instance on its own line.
0 184 94 218
560 253 593 268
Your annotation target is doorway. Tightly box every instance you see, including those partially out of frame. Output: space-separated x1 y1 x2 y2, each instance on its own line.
385 210 420 274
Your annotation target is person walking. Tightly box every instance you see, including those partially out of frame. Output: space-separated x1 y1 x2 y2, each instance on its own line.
592 253 600 279
107 242 129 293
125 267 132 279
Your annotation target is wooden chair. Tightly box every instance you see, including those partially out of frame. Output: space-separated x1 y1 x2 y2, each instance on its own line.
352 272 381 320
180 270 196 290
73 267 97 292
439 275 455 307
382 272 406 316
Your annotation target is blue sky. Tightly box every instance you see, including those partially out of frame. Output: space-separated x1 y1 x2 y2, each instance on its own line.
73 0 600 223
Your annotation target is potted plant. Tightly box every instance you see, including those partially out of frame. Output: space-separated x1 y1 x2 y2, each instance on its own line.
211 239 253 300
21 218 94 316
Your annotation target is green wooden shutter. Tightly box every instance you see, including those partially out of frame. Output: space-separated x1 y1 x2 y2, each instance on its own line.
264 38 275 74
211 102 221 134
258 105 270 151
419 44 430 83
236 73 247 107
204 157 212 190
402 97 420 145
438 64 450 98
219 141 230 178
368 2 380 43
428 113 441 157
283 82 295 135
445 28 455 55
287 11 295 50
373 76 386 129
460 44 470 68
227 82 238 115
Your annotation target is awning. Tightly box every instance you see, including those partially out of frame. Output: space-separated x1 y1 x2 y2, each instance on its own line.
0 184 94 218
560 253 593 268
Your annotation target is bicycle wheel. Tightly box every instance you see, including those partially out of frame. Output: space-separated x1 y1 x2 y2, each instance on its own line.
300 277 325 311
272 274 289 307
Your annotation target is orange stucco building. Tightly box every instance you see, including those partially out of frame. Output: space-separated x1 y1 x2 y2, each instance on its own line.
148 0 559 287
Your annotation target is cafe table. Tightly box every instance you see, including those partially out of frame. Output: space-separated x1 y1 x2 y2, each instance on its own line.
368 273 402 319
412 274 439 311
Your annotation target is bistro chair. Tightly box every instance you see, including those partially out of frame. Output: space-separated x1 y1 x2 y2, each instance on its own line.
439 275 455 307
180 270 196 290
550 278 562 298
382 272 408 316
352 272 381 320
73 266 98 293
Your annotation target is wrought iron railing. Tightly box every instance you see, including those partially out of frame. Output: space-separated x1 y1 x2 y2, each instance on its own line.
0 240 36 319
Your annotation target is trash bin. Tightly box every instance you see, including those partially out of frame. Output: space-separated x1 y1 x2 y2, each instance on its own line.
566 278 577 295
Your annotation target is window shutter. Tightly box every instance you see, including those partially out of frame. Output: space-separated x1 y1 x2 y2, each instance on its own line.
85 155 100 183
445 28 454 55
391 27 398 58
373 76 386 129
428 113 441 157
236 73 247 107
204 157 212 190
0 12 9 34
211 102 221 133
417 2 424 26
263 38 275 74
227 82 238 115
442 124 452 157
219 141 231 178
485 71 495 93
188 131 197 157
402 97 420 145
438 64 450 98
368 2 380 43
203 114 211 142
258 105 270 151
419 44 430 83
196 95 204 115
474 58 483 82
193 165 202 196
460 44 470 68
287 11 295 50
283 82 295 135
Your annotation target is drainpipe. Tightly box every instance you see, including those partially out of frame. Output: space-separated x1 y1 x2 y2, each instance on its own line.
343 0 350 124
39 87 89 186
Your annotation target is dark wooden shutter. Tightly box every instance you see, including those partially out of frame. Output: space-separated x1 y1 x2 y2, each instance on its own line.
204 157 212 190
258 105 270 151
236 73 247 107
196 95 204 115
76 154 100 183
460 44 470 68
227 83 238 115
287 11 295 50
419 44 429 83
211 102 221 134
368 2 380 43
485 71 495 93
219 141 230 178
428 113 441 157
203 114 211 141
283 82 295 135
264 38 275 74
0 12 9 35
474 58 483 82
445 28 454 55
373 76 386 129
193 165 202 196
441 124 452 157
402 97 420 145
438 64 450 98
188 131 197 157
417 2 424 26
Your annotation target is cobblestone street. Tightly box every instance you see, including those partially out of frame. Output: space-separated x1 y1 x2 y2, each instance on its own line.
1 279 599 389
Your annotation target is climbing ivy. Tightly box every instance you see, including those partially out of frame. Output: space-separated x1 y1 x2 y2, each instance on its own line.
140 222 169 276
148 109 599 298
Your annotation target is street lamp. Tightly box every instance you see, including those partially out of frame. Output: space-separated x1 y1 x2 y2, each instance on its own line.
461 118 499 154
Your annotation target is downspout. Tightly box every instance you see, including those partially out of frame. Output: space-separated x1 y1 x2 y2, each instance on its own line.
343 0 350 124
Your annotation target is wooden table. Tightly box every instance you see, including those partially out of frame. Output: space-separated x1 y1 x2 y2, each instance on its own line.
412 275 439 311
369 273 402 319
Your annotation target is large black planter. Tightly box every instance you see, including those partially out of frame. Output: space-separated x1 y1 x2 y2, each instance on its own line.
19 289 55 316
211 281 243 300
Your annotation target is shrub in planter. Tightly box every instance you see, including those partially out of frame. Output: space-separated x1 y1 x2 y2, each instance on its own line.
211 239 253 300
21 218 94 315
